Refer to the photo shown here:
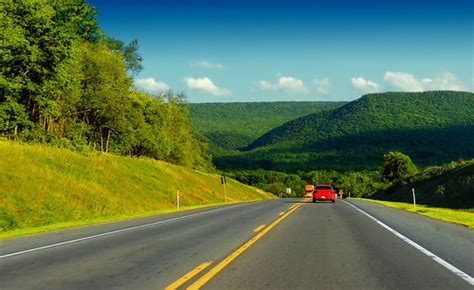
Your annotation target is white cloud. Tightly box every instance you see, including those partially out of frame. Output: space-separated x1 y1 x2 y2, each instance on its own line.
384 71 465 91
351 77 381 93
134 77 169 93
183 77 231 96
421 72 466 91
257 76 309 94
384 71 423 91
314 78 330 95
191 61 224 70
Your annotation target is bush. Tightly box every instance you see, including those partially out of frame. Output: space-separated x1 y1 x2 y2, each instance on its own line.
382 151 418 182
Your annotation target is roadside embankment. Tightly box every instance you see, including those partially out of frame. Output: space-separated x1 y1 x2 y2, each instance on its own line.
0 141 274 238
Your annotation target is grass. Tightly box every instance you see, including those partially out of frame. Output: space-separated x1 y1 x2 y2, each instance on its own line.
0 140 274 239
354 198 474 228
0 202 248 239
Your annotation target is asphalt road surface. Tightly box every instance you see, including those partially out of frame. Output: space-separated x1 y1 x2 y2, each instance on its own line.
1 199 473 289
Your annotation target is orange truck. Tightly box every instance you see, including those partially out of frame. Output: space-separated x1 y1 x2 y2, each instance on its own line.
304 185 315 198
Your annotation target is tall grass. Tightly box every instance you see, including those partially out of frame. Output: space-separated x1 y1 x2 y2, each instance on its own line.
0 141 274 237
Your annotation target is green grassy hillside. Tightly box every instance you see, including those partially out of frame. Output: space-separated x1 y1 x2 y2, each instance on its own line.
372 160 474 209
0 141 274 237
218 91 474 172
189 101 345 155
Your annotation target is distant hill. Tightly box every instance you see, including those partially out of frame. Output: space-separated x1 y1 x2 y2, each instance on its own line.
189 101 345 155
217 91 474 171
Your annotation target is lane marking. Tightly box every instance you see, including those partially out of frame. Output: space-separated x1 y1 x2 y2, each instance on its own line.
165 261 212 290
0 203 252 259
187 202 304 289
343 200 474 286
253 224 266 233
278 212 285 216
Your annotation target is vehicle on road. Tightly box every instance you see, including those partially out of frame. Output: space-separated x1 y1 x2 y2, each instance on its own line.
313 185 336 203
304 184 314 198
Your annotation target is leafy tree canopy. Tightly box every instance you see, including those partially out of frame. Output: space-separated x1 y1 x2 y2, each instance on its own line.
0 0 212 171
382 151 418 182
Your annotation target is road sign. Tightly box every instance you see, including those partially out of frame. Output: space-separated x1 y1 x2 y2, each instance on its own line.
286 188 291 194
220 176 226 185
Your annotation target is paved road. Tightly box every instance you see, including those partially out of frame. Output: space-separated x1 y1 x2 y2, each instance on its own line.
0 199 472 289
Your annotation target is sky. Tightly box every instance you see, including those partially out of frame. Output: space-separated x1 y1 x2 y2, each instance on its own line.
89 0 473 102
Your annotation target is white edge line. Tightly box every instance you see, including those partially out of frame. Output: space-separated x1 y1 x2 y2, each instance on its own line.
342 200 474 286
0 203 248 259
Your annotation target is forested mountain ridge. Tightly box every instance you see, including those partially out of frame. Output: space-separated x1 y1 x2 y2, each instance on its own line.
246 91 474 151
189 101 345 155
216 91 474 172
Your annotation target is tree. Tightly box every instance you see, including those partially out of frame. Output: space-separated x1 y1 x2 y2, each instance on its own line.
0 0 97 137
0 97 32 137
76 41 131 153
382 151 418 182
103 38 143 75
0 0 214 171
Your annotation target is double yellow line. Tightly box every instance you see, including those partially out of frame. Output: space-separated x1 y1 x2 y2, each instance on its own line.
165 262 212 290
166 201 304 289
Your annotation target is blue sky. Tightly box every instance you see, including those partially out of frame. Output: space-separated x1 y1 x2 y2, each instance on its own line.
89 0 473 102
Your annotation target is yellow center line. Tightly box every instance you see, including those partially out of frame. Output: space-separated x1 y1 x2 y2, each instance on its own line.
253 224 266 233
278 211 285 216
288 204 297 210
187 202 304 289
165 261 212 290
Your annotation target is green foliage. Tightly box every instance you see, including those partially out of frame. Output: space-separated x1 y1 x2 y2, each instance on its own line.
0 0 89 129
189 102 345 155
382 151 418 182
0 97 32 136
0 0 212 171
219 91 474 172
228 170 305 197
247 91 474 150
372 159 474 209
103 37 143 74
228 168 385 198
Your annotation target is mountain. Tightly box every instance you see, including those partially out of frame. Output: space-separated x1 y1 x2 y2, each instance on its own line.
189 101 345 155
217 91 474 172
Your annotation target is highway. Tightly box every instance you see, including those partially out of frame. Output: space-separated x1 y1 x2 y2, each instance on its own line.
1 199 473 289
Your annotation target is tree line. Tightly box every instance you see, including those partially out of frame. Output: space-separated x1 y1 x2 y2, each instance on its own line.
228 151 426 198
0 0 213 171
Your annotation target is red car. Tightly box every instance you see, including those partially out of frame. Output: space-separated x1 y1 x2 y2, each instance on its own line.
313 184 336 203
